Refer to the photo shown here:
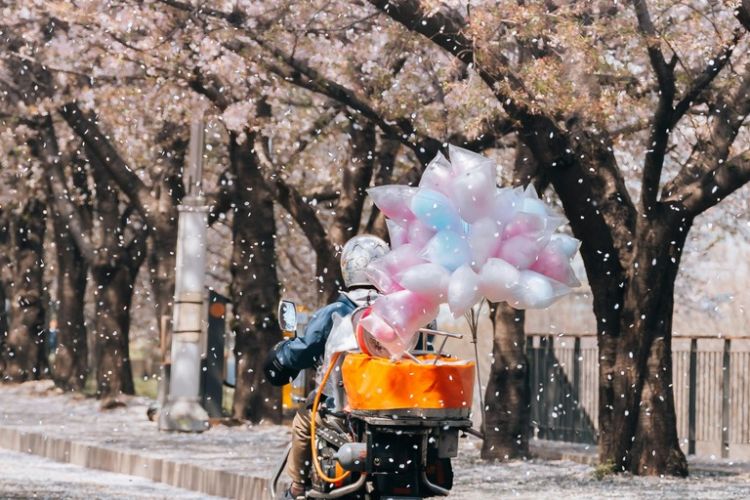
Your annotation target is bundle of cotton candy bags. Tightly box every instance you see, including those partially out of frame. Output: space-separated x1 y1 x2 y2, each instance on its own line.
359 145 581 357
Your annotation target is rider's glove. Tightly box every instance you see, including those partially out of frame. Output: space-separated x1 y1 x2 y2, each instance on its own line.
263 341 300 386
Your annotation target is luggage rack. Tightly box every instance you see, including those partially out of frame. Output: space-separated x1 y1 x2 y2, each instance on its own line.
350 408 473 427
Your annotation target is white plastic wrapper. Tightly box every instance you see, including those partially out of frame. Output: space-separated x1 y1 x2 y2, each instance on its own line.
363 146 582 357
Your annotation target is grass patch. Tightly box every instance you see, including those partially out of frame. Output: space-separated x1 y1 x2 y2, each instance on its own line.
592 460 617 480
134 377 159 399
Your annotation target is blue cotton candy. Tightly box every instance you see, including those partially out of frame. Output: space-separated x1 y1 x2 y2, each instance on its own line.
410 188 463 232
420 230 472 271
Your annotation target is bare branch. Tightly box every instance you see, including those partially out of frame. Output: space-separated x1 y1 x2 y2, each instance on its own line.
677 150 750 215
737 0 750 32
664 65 750 213
632 0 677 213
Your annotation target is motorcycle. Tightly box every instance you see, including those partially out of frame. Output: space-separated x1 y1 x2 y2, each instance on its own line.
271 300 479 500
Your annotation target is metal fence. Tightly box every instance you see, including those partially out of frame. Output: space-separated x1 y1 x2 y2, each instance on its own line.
527 333 750 459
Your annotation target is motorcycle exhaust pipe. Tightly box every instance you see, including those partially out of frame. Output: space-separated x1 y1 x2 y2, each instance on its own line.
334 443 367 471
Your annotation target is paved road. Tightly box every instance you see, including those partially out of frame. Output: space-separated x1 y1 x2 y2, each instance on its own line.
0 449 221 499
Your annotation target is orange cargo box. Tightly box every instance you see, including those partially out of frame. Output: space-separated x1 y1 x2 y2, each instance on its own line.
342 353 475 411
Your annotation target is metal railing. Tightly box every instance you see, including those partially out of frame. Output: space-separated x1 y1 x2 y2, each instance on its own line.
527 333 750 458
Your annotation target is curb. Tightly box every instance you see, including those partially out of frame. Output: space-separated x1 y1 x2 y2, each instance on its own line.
0 426 271 499
530 441 598 465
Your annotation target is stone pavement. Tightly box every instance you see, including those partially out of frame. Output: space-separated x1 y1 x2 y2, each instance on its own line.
2 381 750 500
0 448 222 499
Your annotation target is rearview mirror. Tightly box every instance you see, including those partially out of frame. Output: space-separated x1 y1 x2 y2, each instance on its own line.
278 300 298 333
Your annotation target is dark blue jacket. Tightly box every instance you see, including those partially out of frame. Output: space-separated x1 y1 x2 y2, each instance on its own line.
275 293 357 371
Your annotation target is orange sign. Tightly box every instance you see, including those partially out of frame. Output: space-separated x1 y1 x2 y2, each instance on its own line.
209 302 226 318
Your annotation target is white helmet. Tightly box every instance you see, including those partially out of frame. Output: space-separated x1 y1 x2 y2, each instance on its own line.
340 235 389 288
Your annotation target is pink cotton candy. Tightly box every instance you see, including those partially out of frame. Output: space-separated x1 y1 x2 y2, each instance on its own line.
419 152 455 196
368 185 417 222
359 312 398 343
468 217 504 270
531 246 581 287
496 235 544 269
372 290 440 342
386 219 408 248
405 219 436 248
452 164 497 223
503 213 546 240
365 244 427 293
364 259 404 294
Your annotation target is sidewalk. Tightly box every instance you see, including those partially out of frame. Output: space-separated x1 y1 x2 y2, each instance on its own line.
0 381 288 499
2 381 750 499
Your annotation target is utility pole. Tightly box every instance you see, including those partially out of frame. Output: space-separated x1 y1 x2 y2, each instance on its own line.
159 117 210 432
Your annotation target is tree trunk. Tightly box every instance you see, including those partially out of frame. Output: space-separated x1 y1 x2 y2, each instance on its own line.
482 303 530 459
229 133 283 423
50 151 90 391
601 215 688 475
87 155 147 402
0 209 12 378
91 261 140 401
1 199 48 382
51 215 89 391
0 281 7 379
329 118 376 247
148 126 184 340
365 137 400 239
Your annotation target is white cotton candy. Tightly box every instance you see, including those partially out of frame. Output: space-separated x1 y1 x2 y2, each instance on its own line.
509 271 569 309
493 188 523 224
398 263 451 299
448 265 481 318
468 217 503 270
452 163 497 223
448 144 496 175
478 258 521 303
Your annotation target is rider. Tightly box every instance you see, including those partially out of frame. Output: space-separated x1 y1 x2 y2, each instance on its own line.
264 235 389 500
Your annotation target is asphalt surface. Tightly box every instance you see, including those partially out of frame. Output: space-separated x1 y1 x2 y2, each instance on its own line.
0 449 220 499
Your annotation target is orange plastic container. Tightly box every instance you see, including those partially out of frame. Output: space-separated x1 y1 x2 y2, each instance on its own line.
341 353 475 411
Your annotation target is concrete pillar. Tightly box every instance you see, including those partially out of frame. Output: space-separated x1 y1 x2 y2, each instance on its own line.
159 118 210 432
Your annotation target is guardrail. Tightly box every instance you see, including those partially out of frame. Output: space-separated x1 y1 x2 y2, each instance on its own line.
527 333 750 459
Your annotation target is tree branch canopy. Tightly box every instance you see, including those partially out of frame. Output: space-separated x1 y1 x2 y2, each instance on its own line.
32 115 97 263
664 64 750 212
58 102 165 234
